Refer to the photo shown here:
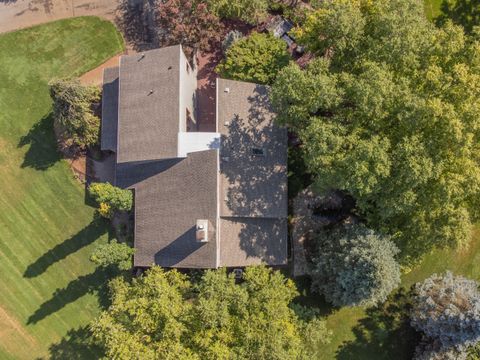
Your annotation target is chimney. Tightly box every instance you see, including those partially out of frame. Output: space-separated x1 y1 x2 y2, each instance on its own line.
196 219 209 243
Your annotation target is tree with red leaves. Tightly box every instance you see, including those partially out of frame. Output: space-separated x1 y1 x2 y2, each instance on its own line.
155 0 224 59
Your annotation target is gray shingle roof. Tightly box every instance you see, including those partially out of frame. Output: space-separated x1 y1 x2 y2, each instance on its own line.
101 67 119 152
133 150 219 268
217 79 288 219
117 46 181 163
219 217 288 267
101 47 288 269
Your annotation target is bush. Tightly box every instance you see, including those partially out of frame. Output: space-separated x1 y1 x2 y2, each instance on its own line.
90 240 135 271
88 182 133 213
310 224 401 307
411 272 480 351
222 30 244 52
217 32 290 84
49 78 100 152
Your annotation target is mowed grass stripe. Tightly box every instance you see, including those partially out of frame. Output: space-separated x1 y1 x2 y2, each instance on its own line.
0 17 123 358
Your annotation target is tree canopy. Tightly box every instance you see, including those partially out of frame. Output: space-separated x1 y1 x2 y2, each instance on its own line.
91 266 331 359
155 0 223 59
217 32 290 85
270 0 480 263
437 0 480 34
310 224 401 307
411 272 480 357
49 78 100 152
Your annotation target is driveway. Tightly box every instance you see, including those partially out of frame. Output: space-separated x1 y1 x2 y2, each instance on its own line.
0 0 119 34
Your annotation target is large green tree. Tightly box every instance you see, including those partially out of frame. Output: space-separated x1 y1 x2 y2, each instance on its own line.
311 224 401 307
91 266 331 359
270 0 480 263
49 78 100 152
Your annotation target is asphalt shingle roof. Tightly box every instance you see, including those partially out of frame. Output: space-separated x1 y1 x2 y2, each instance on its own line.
101 67 119 152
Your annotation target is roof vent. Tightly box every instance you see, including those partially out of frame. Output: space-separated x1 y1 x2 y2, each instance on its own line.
222 156 230 162
251 147 265 156
224 121 230 126
148 89 154 96
224 87 230 93
196 219 209 243
138 53 145 61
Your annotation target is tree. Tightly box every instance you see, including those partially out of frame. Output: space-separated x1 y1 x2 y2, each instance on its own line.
437 0 480 34
90 240 135 271
221 30 244 52
88 182 133 214
49 78 100 152
207 0 269 25
270 0 480 263
217 32 290 85
155 0 223 59
310 224 401 307
411 272 480 353
91 266 331 359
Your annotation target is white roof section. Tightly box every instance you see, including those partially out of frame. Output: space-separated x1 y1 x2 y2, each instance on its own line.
177 132 220 158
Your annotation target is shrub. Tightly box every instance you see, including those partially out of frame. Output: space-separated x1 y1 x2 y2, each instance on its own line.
49 78 100 152
411 272 480 351
90 240 135 271
310 224 401 307
217 32 290 84
222 30 244 52
88 182 133 212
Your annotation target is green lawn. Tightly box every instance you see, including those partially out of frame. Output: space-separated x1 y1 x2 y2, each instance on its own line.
0 17 124 359
301 226 480 360
424 0 443 20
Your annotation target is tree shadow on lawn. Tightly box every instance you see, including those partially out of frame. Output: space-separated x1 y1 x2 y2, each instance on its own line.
27 266 111 325
41 325 104 360
293 276 337 317
17 113 62 171
336 287 421 360
24 217 109 278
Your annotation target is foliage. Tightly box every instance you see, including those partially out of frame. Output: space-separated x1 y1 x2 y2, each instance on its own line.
91 266 331 359
411 272 480 352
88 182 133 212
437 0 480 33
90 240 135 271
49 78 100 151
98 202 113 219
271 0 480 263
414 339 468 360
217 32 290 84
155 0 223 59
222 30 244 52
310 224 401 307
207 0 269 25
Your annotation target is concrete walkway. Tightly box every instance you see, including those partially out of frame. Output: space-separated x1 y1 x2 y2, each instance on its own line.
0 0 119 34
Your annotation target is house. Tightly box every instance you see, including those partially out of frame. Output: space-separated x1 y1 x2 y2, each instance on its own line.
101 45 288 269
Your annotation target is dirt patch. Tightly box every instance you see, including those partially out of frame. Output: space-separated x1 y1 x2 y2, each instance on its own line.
0 305 38 356
80 52 132 86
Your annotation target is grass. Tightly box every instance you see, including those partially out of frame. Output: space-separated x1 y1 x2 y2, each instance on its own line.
424 0 443 21
0 17 124 359
299 226 480 360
